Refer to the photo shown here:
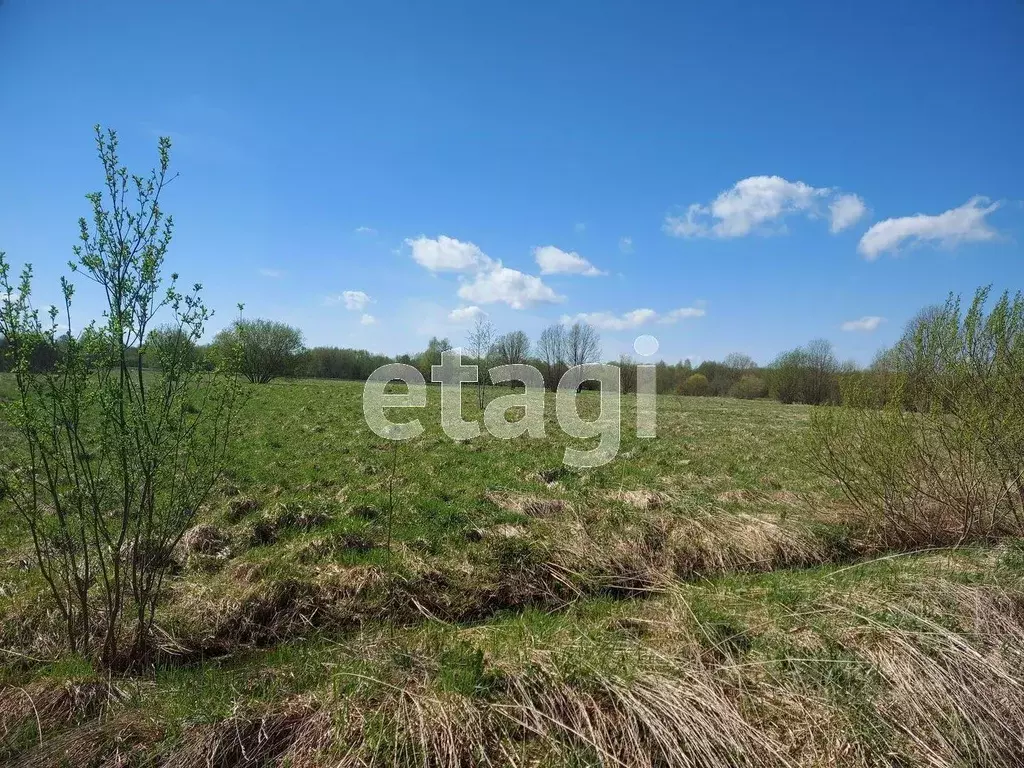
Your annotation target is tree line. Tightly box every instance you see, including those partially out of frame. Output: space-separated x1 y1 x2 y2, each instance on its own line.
0 314 869 407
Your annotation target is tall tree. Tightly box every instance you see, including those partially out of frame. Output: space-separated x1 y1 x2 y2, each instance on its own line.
724 352 757 371
537 323 567 389
565 321 601 367
493 330 530 366
563 321 600 392
416 336 451 380
466 315 495 407
619 353 638 394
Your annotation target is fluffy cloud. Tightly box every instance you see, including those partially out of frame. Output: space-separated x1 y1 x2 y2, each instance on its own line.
618 236 633 254
360 313 377 325
562 306 704 331
829 194 868 233
448 305 487 323
533 245 605 276
409 235 563 310
406 234 493 272
458 265 563 309
354 226 377 234
342 290 372 311
841 316 885 332
664 176 867 238
857 196 1000 261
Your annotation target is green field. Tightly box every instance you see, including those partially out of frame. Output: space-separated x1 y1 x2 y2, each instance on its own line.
4 378 1024 766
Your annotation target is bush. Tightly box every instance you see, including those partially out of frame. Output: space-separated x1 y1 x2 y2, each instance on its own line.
654 360 693 395
730 374 768 399
146 324 199 371
296 346 393 381
807 287 1024 546
0 128 239 667
679 373 710 396
768 340 838 405
768 349 805 403
214 318 303 384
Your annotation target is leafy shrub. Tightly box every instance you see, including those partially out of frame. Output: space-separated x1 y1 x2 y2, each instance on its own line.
0 128 239 668
730 374 768 399
679 373 710 396
214 318 303 384
296 346 393 380
769 339 838 405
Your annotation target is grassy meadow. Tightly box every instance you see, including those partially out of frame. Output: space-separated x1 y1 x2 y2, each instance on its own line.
4 377 1024 766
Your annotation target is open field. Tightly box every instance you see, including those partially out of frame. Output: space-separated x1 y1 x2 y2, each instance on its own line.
4 378 1024 766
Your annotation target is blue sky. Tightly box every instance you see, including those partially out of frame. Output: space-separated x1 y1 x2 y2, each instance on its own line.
1 1 1021 365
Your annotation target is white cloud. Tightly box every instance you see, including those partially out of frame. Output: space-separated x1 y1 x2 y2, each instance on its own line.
563 309 657 331
258 268 284 278
458 265 563 309
342 290 372 311
409 235 562 310
360 313 377 325
618 236 633 254
658 307 706 324
562 306 705 331
829 194 868 233
448 305 487 323
857 196 1001 261
406 235 493 273
533 245 606 276
354 226 377 234
664 176 866 239
841 316 885 332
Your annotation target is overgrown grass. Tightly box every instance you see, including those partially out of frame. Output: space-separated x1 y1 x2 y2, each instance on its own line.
3 377 1023 765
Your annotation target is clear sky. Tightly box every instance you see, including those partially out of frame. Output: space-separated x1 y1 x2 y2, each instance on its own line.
1 1 1021 365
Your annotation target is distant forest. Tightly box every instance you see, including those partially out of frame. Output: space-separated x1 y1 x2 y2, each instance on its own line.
2 306 940 409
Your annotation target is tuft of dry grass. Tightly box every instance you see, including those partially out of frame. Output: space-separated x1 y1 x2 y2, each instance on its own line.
162 698 319 768
178 524 233 572
485 492 569 518
839 584 1024 767
603 488 670 510
493 659 777 767
0 680 124 761
193 648 778 768
4 717 159 768
226 497 261 523
547 510 831 595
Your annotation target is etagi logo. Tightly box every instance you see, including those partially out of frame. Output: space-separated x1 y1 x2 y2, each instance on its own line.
363 335 659 468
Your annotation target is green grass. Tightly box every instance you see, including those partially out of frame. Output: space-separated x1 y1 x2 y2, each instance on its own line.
4 376 1024 766
210 378 829 533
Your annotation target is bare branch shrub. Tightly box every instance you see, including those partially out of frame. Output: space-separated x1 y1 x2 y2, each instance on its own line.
466 315 495 407
808 287 1024 546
